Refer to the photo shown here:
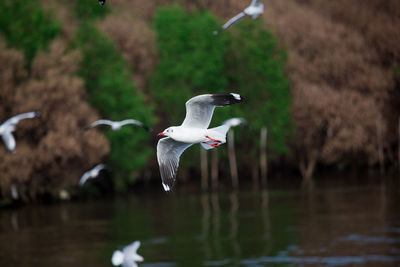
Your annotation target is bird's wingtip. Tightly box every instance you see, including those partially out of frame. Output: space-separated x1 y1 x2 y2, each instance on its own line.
230 93 242 101
162 183 171 192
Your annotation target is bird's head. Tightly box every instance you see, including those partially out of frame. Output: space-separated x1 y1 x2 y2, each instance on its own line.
133 254 144 262
158 127 176 137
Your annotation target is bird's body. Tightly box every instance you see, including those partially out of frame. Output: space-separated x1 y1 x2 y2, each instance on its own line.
244 0 264 18
0 112 40 153
85 119 149 131
157 93 243 192
99 0 106 5
112 241 143 267
216 0 263 33
79 164 106 186
162 127 227 144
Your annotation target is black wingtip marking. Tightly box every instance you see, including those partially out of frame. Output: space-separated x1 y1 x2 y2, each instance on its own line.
211 93 243 106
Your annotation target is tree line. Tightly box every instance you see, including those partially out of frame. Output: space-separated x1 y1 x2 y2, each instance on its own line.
0 0 398 202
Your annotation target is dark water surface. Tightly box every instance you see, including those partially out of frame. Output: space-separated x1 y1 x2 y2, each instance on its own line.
1 175 400 267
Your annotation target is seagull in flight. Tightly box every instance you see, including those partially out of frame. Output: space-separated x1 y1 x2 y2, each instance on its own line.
214 0 264 34
79 164 107 186
0 112 40 153
157 93 243 192
112 241 144 267
99 0 106 5
84 119 150 131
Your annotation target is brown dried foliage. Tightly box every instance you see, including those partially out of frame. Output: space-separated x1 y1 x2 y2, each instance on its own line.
0 39 109 201
108 0 157 21
256 0 392 175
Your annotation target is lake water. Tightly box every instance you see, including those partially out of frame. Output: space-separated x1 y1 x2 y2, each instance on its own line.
0 174 400 266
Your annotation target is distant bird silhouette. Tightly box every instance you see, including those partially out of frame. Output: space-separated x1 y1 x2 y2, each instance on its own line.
99 0 106 5
10 184 19 200
84 119 150 131
0 112 40 153
112 241 144 267
214 0 264 34
79 164 106 186
157 93 243 192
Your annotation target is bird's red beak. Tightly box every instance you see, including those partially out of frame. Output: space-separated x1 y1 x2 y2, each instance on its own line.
158 132 165 137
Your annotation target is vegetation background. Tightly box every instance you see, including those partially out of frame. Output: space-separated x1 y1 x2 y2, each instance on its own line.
0 0 398 202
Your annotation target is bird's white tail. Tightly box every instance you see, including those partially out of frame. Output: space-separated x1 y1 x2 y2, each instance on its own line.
111 250 124 266
210 124 230 137
201 124 230 150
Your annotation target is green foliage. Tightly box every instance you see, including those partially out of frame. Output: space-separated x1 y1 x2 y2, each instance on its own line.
224 20 293 155
152 5 229 123
77 24 155 190
0 0 61 65
74 0 109 20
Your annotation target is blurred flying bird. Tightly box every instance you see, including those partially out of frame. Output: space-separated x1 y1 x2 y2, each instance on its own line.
84 119 150 131
99 0 106 5
222 117 248 129
157 93 243 192
214 0 264 34
10 184 19 200
79 164 106 186
0 112 41 153
112 241 144 267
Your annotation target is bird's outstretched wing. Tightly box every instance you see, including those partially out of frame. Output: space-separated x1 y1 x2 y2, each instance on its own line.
119 119 149 131
2 112 40 127
85 120 114 130
123 241 141 254
79 172 91 186
221 12 247 31
181 93 242 129
93 164 106 172
1 132 16 152
157 137 193 192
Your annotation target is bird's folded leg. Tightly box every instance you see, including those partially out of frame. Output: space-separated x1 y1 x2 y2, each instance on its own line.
205 136 221 143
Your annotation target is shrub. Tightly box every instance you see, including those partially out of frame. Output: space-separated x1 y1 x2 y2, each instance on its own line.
152 5 229 123
0 0 61 65
73 0 109 20
224 19 292 156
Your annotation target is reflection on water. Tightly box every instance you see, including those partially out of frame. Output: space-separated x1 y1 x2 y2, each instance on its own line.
0 175 400 266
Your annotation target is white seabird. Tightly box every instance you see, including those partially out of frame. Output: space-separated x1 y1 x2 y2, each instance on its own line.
0 112 40 153
99 0 106 5
85 119 149 131
79 164 106 186
214 0 264 34
112 241 144 267
157 93 243 192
